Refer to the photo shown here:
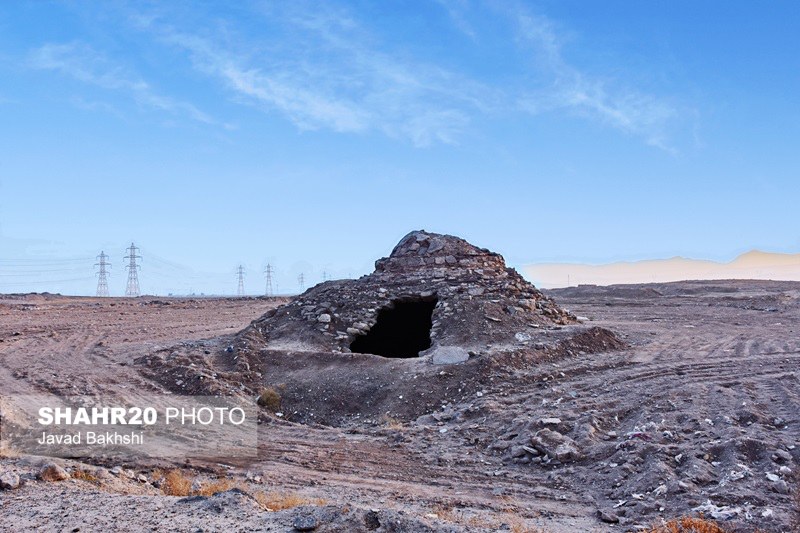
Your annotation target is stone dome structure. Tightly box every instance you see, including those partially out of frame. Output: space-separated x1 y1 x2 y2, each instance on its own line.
245 230 575 364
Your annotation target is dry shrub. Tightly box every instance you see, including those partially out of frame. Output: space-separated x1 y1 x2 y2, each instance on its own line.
257 387 281 411
154 469 244 497
381 415 404 430
254 491 327 511
500 512 541 533
650 516 729 533
160 469 192 496
0 444 19 458
72 468 99 484
428 504 459 523
194 478 242 497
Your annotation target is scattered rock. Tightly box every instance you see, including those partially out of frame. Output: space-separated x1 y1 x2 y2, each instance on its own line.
597 508 619 523
539 417 562 427
521 445 540 456
93 467 111 480
292 514 319 531
364 509 381 530
428 346 470 365
509 446 527 458
38 463 69 482
772 449 793 463
0 471 20 490
531 429 582 462
692 501 742 521
771 479 791 494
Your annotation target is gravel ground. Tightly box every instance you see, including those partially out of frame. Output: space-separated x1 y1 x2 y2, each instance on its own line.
1 282 799 531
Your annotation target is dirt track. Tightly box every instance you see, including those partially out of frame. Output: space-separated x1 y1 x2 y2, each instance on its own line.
1 281 799 532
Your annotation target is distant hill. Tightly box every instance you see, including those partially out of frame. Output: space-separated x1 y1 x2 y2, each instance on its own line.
525 250 800 288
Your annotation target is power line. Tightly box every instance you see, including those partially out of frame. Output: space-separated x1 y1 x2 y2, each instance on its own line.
0 277 94 286
264 263 274 297
237 265 245 296
95 251 111 297
124 242 141 297
0 269 88 276
0 257 93 264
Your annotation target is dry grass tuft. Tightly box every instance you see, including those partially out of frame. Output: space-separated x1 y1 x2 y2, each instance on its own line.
71 468 99 484
194 478 243 497
257 387 282 412
254 490 327 511
501 512 540 533
153 469 245 497
649 516 730 533
159 469 193 496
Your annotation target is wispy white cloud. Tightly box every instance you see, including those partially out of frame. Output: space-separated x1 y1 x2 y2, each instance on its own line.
136 5 496 146
77 1 687 150
435 0 478 40
29 42 220 126
365 1 684 151
507 7 680 152
165 32 372 133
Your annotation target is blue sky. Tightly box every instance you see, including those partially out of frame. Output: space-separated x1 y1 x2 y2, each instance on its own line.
0 1 798 295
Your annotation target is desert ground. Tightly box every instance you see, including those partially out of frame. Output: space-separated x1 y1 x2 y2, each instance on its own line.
1 280 799 532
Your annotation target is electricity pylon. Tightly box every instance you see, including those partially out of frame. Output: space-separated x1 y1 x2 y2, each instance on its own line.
237 265 245 296
298 272 305 290
95 251 110 297
124 243 141 297
264 263 274 296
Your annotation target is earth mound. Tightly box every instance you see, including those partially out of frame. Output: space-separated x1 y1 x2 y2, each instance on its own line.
138 231 624 425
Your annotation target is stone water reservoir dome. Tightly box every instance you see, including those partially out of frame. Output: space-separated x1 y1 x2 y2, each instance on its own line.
246 230 575 364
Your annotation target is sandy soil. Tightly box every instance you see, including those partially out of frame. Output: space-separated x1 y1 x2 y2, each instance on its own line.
1 282 799 532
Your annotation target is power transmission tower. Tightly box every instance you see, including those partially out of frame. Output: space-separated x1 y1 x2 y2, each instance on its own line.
322 270 330 281
95 251 111 297
237 265 245 296
124 243 141 297
264 263 274 296
298 272 305 290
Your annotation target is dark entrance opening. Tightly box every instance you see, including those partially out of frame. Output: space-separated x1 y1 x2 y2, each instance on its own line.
350 298 437 358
